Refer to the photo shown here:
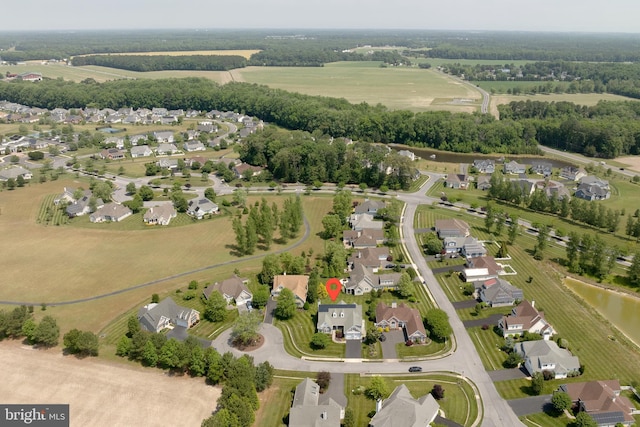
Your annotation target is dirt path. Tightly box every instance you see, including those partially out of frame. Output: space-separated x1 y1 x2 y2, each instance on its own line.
0 341 219 426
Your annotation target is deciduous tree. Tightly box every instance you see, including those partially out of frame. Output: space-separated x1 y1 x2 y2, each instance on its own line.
274 288 297 320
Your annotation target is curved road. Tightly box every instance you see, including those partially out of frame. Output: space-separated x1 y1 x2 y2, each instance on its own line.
437 69 491 115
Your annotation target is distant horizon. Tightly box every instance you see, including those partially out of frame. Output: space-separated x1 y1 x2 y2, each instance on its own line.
2 0 640 34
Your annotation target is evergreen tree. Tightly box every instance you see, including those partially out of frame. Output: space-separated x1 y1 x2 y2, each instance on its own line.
629 251 640 286
232 216 246 255
245 216 258 255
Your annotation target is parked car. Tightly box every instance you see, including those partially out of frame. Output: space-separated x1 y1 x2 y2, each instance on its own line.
408 366 422 373
379 334 386 342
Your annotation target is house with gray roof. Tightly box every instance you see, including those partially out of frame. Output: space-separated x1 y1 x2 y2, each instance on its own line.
560 166 587 182
66 194 103 217
442 236 486 258
137 297 200 333
370 384 440 427
531 162 553 177
186 197 218 219
153 131 174 143
90 202 132 223
155 143 179 155
343 228 385 248
516 340 580 379
348 247 391 272
183 141 206 152
477 278 523 307
344 263 401 295
473 159 495 174
0 166 33 181
397 150 416 161
203 275 252 310
317 302 363 341
156 158 179 170
289 378 342 427
575 183 611 201
143 205 177 226
130 145 153 158
504 161 527 174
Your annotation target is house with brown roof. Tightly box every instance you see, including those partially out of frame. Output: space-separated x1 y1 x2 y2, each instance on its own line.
559 380 636 427
462 256 503 282
498 300 555 339
343 228 385 248
233 163 263 179
272 274 308 308
99 148 126 160
375 302 427 343
444 173 470 189
435 219 470 238
143 205 177 226
203 275 252 310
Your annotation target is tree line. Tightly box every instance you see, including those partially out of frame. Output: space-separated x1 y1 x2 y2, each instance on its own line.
71 54 248 72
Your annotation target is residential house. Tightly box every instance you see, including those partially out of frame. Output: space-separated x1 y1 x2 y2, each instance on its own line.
498 300 555 339
183 141 206 152
369 384 440 427
348 247 391 272
559 380 636 427
397 150 416 161
185 156 207 169
375 302 427 343
130 145 153 158
90 202 132 223
349 213 384 231
233 162 263 179
18 72 43 82
129 134 148 146
143 205 177 226
202 275 253 310
476 175 492 191
0 166 33 181
504 161 527 174
54 187 83 206
104 136 125 149
462 256 503 282
289 378 343 427
511 179 535 197
185 130 199 141
560 166 587 182
473 159 496 174
271 275 308 308
100 148 126 160
354 200 386 216
66 194 103 217
444 173 470 189
435 219 470 238
343 263 401 295
515 340 580 379
197 122 217 133
317 302 364 340
343 228 385 249
137 297 200 333
186 197 218 219
155 143 179 156
535 180 571 200
575 183 611 201
531 162 553 177
443 236 486 258
153 131 174 143
477 278 523 307
580 176 610 189
156 158 179 171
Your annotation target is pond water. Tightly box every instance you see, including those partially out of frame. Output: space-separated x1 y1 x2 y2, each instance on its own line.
564 278 640 347
390 144 575 168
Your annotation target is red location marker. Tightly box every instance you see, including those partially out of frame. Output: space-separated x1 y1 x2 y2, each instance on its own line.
325 278 341 302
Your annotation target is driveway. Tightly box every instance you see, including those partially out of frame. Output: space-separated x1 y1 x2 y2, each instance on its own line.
320 372 347 408
167 326 188 341
345 340 361 359
263 298 276 324
508 394 552 416
452 300 477 310
462 314 503 329
380 329 405 359
488 367 528 382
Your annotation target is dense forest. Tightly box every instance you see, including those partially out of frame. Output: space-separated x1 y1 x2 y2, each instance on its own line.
2 30 640 63
71 54 248 72
2 78 640 158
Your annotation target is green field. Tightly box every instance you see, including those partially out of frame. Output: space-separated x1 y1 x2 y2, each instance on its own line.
236 62 481 113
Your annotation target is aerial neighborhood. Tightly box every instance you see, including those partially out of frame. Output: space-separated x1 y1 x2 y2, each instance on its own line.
1 27 640 427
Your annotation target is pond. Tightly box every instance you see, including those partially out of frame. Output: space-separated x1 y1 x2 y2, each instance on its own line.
390 144 575 168
564 278 640 347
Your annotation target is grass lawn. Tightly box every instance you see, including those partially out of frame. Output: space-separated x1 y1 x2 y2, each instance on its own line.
467 327 508 371
254 376 299 427
236 62 481 113
521 411 572 427
275 308 346 359
345 373 479 427
0 179 331 336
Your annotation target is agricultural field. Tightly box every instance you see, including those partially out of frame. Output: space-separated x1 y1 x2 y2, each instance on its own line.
0 178 333 335
235 62 482 113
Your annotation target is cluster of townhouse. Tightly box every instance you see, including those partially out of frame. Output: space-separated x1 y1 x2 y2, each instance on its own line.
444 158 611 201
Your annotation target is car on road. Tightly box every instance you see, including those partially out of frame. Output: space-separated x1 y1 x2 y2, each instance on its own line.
408 366 422 372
